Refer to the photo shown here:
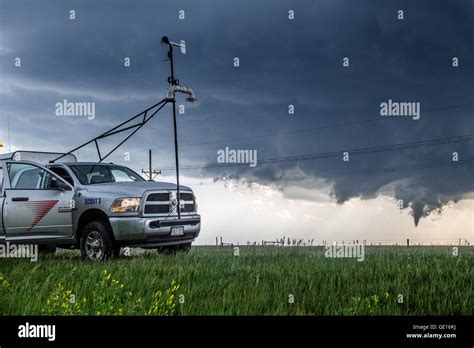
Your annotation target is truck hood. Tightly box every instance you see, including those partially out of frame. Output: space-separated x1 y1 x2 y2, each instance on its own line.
84 181 192 197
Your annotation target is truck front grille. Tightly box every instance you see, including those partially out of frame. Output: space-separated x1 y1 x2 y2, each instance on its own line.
147 193 170 201
145 205 170 214
181 203 195 213
179 193 194 201
143 191 196 216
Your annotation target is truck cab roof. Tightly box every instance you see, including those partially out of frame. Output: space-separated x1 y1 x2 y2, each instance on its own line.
59 162 118 166
0 151 77 164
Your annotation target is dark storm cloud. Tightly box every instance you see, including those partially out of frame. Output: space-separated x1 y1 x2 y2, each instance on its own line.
0 0 473 225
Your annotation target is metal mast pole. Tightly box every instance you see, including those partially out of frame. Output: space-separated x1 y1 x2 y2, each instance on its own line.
167 43 182 219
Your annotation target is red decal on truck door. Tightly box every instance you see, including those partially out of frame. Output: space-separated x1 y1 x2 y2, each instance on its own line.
25 200 59 232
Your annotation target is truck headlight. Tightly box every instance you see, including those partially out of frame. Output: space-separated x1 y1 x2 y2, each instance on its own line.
111 198 141 213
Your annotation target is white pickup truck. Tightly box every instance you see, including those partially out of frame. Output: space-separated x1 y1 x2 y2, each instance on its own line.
0 151 201 260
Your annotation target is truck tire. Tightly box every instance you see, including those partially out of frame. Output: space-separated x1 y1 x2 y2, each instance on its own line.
38 244 57 254
80 221 115 261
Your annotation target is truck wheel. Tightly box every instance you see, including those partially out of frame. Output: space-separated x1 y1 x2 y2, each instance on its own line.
38 244 57 254
80 221 115 261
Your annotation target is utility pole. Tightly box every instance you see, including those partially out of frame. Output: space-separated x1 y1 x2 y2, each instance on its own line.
141 149 161 181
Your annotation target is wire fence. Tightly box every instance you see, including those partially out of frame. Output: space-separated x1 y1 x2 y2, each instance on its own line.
203 237 472 247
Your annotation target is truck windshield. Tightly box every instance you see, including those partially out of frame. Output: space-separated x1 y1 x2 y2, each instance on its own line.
69 165 145 185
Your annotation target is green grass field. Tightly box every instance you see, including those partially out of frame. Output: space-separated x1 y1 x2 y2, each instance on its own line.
0 246 472 315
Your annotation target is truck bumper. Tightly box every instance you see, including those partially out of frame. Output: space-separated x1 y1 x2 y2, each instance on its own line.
109 214 200 247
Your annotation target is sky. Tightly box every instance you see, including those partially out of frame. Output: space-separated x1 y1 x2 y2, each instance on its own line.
0 0 473 245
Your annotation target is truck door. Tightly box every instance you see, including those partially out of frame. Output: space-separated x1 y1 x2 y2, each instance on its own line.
3 161 75 241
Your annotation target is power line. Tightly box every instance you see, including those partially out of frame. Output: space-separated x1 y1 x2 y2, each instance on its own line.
159 133 474 171
107 101 474 160
166 101 474 149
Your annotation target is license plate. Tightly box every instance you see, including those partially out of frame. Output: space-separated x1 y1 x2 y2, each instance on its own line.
170 226 185 237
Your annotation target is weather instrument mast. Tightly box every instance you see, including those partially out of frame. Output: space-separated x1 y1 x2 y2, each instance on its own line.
161 36 196 219
52 36 196 219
